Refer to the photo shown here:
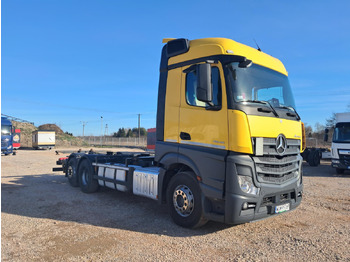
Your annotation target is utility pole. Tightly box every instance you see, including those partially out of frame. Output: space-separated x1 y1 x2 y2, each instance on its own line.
100 116 103 147
104 124 108 145
138 114 141 145
104 124 109 136
81 121 87 137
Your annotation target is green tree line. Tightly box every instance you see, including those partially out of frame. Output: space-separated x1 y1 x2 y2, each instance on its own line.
113 127 147 138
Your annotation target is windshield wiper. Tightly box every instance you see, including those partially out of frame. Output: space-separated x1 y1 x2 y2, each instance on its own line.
276 106 301 120
241 100 279 117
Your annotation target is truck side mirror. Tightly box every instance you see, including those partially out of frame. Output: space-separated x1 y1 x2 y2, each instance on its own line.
196 63 212 103
324 128 329 142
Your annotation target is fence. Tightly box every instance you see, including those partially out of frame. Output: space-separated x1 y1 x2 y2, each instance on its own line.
79 136 147 147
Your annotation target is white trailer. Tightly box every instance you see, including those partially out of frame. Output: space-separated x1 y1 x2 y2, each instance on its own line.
330 113 350 174
32 130 55 149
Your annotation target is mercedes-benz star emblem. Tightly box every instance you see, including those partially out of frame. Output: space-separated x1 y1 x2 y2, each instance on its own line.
276 134 287 156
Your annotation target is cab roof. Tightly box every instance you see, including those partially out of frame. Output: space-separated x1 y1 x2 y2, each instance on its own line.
164 38 288 76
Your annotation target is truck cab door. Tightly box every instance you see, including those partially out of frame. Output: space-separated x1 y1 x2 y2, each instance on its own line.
179 63 228 151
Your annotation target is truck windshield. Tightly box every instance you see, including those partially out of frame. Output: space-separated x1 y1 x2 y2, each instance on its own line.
333 123 350 143
226 63 296 109
1 126 11 135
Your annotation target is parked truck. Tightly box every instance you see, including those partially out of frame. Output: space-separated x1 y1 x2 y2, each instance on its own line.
328 113 350 174
13 129 21 149
54 38 305 228
1 117 14 155
32 130 55 149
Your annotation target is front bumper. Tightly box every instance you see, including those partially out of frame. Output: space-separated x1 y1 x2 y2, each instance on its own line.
223 153 303 225
331 159 350 170
1 147 13 155
224 183 303 224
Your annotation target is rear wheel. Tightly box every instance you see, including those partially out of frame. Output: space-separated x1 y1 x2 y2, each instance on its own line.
78 159 99 193
336 168 345 174
67 158 79 187
167 171 207 228
308 150 321 166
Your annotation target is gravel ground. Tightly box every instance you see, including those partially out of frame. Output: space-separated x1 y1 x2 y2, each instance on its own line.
2 148 350 261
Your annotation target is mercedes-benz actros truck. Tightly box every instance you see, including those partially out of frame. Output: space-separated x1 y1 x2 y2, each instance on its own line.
54 38 305 228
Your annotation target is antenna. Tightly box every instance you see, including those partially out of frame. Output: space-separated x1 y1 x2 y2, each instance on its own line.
253 39 262 52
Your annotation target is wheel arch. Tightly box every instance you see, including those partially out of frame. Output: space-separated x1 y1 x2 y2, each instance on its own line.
157 152 201 204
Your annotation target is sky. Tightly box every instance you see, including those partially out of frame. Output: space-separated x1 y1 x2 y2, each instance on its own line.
2 0 350 136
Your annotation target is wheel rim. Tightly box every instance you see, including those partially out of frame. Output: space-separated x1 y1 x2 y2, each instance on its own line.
67 165 74 179
173 185 194 217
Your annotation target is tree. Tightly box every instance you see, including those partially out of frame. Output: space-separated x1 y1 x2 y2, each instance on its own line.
314 122 325 133
132 127 147 136
325 113 336 128
126 129 133 137
113 128 126 137
113 127 147 137
304 124 313 137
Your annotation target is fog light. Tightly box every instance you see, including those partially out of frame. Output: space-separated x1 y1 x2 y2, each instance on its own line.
238 175 259 195
242 202 248 210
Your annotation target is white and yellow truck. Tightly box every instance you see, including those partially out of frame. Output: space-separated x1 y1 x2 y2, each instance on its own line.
54 38 305 228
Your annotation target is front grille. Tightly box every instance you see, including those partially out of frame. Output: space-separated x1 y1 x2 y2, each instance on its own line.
339 154 350 166
1 141 8 148
260 137 300 156
253 137 301 184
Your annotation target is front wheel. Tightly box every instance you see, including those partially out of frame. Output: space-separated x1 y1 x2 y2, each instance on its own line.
78 159 99 193
167 171 207 228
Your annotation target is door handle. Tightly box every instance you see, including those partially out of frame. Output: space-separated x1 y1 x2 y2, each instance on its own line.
180 132 191 140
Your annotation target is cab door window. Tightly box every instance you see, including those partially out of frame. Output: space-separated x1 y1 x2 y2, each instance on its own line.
185 66 222 108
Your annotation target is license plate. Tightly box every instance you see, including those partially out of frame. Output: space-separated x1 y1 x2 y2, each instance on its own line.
275 203 290 214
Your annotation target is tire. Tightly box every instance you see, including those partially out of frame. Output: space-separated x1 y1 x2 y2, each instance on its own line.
336 168 345 174
314 150 321 166
307 151 315 166
78 159 99 193
308 150 320 167
167 171 207 228
67 158 79 187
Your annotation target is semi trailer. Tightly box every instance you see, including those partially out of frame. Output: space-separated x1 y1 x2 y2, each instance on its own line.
54 38 305 228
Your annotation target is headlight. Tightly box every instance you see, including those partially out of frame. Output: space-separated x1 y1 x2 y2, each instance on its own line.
332 160 340 164
238 175 259 195
7 145 12 149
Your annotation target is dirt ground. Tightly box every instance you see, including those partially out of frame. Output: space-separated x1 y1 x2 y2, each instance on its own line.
2 148 350 261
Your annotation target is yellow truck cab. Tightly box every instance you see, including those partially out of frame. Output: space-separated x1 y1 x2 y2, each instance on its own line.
155 38 304 227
